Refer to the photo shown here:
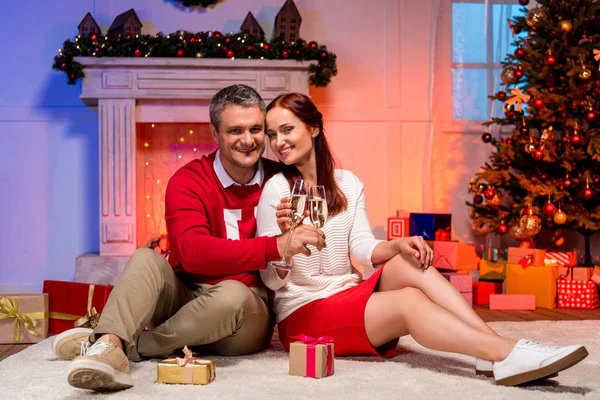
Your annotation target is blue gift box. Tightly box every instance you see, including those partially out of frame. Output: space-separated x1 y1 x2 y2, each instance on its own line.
409 213 452 240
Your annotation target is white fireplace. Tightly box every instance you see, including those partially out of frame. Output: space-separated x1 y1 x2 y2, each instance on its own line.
75 57 310 285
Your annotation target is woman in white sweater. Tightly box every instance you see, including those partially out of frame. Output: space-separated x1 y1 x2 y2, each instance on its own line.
256 93 587 387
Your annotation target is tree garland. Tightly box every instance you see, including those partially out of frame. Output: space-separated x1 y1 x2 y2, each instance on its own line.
52 31 337 87
173 0 219 7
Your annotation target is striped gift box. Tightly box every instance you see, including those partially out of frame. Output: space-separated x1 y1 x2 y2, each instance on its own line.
545 251 577 267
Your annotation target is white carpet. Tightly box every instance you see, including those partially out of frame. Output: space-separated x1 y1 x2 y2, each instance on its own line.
1 321 599 399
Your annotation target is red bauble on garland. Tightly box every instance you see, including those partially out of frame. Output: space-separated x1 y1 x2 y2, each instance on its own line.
134 49 142 57
263 43 270 51
282 50 290 58
226 49 235 58
176 49 185 57
309 41 318 49
483 188 496 200
90 33 98 42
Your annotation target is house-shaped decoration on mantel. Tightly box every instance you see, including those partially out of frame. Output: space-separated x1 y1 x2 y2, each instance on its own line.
240 12 265 40
108 8 142 35
274 0 301 42
78 12 101 37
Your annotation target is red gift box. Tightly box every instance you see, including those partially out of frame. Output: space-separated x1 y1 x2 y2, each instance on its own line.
473 281 503 305
387 210 409 240
557 280 599 310
43 280 114 335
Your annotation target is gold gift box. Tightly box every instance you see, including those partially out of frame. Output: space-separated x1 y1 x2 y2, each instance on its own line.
157 358 216 385
506 263 558 309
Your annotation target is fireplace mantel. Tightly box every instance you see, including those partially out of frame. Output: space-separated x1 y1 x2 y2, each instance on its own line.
75 57 310 285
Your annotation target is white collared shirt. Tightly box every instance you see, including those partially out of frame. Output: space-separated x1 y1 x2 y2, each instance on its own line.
213 149 264 188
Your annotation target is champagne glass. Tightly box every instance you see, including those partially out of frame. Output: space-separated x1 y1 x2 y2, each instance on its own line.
309 185 329 276
268 179 308 271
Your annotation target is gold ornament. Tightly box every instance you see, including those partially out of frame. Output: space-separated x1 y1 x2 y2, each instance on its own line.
526 8 546 27
553 210 567 225
509 223 528 240
559 20 573 33
520 214 542 236
485 191 503 207
524 142 536 153
580 68 592 79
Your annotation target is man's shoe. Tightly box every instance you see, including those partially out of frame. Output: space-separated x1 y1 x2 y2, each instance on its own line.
493 339 588 386
68 341 133 391
52 328 93 361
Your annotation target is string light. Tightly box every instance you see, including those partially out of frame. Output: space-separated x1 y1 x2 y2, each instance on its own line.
151 124 155 128
179 137 185 142
144 142 149 147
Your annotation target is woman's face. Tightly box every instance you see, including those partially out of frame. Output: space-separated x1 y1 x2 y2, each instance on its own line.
265 106 318 166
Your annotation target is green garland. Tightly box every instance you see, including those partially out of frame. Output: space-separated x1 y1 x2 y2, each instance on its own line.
52 31 337 87
173 0 219 7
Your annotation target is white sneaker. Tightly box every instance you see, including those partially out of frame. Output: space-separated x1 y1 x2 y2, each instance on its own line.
493 339 588 386
68 341 133 391
52 328 93 360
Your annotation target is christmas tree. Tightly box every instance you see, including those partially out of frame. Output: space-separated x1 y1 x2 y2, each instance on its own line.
466 0 600 266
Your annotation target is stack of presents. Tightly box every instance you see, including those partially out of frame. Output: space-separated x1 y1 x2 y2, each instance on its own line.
388 211 600 311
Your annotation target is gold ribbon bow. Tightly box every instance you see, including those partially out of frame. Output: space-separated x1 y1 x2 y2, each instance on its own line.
594 49 600 70
505 88 531 112
0 296 46 343
49 284 100 329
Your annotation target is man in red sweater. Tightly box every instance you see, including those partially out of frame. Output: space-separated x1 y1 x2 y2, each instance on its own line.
54 84 326 392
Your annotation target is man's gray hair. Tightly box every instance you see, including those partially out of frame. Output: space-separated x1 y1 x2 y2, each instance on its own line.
209 84 266 131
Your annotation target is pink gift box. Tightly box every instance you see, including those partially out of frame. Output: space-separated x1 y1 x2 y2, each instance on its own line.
489 294 536 310
387 210 409 240
442 272 472 292
433 241 479 271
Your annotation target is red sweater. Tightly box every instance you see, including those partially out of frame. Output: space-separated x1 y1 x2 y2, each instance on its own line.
165 151 281 287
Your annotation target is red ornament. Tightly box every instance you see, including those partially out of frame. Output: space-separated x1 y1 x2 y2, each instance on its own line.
247 45 254 51
90 33 98 42
282 50 290 58
309 41 318 49
226 50 235 58
473 194 484 205
581 188 593 200
514 48 525 59
587 111 596 121
496 91 507 100
225 37 231 44
522 206 535 216
482 132 492 143
533 98 544 109
70 74 76 79
263 43 270 51
295 49 301 55
497 223 508 235
532 149 544 160
563 178 573 189
60 63 67 71
483 188 496 200
544 55 557 65
571 133 584 146
176 49 185 57
134 49 142 57
543 201 557 216
519 0 529 5
214 31 222 38
514 68 524 79
504 137 514 145
320 52 328 59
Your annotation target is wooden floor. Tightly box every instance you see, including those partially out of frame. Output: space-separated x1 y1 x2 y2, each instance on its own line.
2 307 599 362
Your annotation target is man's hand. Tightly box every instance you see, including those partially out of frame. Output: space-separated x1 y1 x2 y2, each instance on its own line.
276 224 326 258
395 236 433 269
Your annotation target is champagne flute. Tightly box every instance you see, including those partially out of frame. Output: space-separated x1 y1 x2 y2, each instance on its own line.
268 179 308 271
309 185 329 276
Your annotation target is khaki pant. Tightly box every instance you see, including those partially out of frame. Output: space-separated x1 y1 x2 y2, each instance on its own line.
91 248 273 361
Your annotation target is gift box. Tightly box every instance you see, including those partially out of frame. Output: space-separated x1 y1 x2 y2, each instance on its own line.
558 266 593 281
483 248 508 262
43 280 113 335
409 213 452 241
507 247 545 267
157 346 216 385
545 251 577 267
473 281 504 305
592 266 600 285
432 241 479 271
0 294 49 344
289 335 334 379
387 210 409 240
489 294 536 310
479 260 508 281
506 263 558 309
442 272 472 292
557 280 599 309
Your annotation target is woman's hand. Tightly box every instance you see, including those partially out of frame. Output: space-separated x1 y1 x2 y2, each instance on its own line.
276 196 293 233
395 236 433 269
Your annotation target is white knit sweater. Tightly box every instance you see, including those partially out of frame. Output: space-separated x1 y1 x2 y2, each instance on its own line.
256 170 384 323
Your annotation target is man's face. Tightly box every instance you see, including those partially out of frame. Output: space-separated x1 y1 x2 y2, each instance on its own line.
212 104 266 172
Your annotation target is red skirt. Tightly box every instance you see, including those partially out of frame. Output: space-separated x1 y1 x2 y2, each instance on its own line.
278 265 399 357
